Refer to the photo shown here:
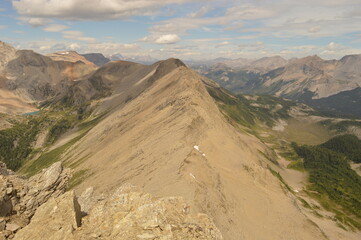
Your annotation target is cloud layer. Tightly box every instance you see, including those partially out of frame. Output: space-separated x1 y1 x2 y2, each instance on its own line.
12 0 195 21
5 0 361 60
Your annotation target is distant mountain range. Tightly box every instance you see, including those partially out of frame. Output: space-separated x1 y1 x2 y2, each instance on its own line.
186 55 288 73
1 39 360 118
108 53 158 65
194 54 361 117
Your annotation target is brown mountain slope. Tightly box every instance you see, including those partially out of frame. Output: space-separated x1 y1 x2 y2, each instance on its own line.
0 47 95 113
52 60 330 239
247 56 288 72
213 56 287 73
0 42 35 113
47 51 97 68
60 58 185 108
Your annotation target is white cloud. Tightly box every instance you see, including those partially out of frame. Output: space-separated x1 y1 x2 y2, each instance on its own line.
0 8 5 12
215 41 231 48
308 26 321 33
43 24 69 32
225 5 277 20
155 34 180 44
239 41 265 50
17 39 141 56
85 42 140 53
142 4 278 44
0 25 7 29
19 17 48 26
62 31 96 43
188 6 211 18
319 42 361 59
12 0 197 21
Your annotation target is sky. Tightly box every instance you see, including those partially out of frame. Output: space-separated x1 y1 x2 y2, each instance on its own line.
1 0 361 60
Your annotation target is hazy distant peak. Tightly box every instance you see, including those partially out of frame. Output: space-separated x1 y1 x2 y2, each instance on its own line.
81 53 110 66
340 53 361 62
301 55 323 62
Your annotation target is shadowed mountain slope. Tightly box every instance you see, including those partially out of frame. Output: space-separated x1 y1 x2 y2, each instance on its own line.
81 53 110 66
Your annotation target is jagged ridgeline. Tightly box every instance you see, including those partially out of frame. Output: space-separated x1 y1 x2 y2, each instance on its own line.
1 40 361 239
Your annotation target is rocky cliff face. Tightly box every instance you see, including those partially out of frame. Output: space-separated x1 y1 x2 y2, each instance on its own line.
0 162 221 240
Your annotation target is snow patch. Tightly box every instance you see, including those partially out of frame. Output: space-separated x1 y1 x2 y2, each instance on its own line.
194 145 207 157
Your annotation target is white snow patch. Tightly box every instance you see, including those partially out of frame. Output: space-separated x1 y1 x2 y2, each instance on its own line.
193 145 207 158
59 52 69 55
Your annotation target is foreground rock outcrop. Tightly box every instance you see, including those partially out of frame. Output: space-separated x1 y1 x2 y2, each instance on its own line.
14 184 222 239
0 162 221 239
0 162 71 239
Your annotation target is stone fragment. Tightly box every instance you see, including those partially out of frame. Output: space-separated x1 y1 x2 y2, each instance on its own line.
6 223 20 232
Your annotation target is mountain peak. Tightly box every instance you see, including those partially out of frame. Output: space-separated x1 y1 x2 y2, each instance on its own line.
158 58 186 67
148 58 187 81
0 40 14 49
304 55 323 62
